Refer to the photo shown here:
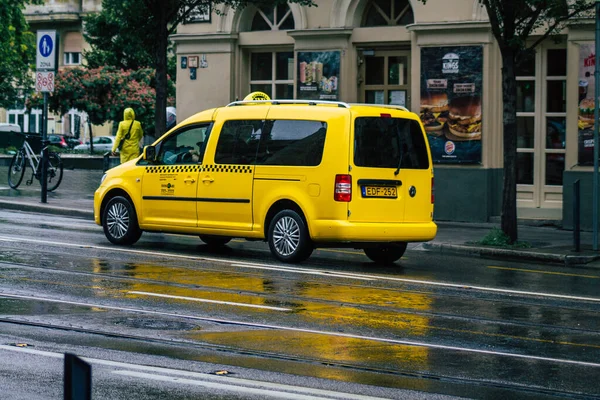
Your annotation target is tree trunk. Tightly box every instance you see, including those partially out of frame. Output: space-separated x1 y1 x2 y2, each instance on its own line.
88 120 94 154
154 12 168 139
500 48 518 243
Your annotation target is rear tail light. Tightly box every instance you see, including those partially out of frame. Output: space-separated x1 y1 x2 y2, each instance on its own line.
334 174 352 202
431 176 435 204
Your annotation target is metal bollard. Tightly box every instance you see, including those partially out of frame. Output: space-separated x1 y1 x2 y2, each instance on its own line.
103 151 111 172
64 353 91 400
573 179 581 252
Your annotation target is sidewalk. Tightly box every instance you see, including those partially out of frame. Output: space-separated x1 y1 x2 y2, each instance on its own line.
0 164 598 267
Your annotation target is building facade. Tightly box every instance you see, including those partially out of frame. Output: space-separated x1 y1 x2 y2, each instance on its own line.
171 0 598 227
3 0 109 141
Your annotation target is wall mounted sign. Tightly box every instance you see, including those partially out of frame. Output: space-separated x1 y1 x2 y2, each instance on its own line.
297 51 340 101
188 56 199 68
183 4 211 23
578 43 596 166
190 67 197 80
420 46 483 164
181 56 187 69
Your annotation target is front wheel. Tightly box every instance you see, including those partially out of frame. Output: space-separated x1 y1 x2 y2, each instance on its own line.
46 153 63 192
364 243 408 265
8 152 26 189
267 210 313 263
102 196 142 245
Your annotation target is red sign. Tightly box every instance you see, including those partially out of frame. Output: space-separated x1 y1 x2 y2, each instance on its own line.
36 71 54 92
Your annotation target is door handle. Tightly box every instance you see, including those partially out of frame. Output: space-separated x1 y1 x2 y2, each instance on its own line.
202 176 214 183
184 177 196 184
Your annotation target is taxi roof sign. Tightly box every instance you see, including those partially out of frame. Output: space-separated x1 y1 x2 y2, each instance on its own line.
243 91 270 101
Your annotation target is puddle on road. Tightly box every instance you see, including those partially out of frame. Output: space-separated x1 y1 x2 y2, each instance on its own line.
187 328 431 378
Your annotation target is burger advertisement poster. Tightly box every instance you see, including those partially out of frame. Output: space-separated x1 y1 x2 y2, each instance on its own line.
297 51 340 101
578 43 596 166
420 46 483 164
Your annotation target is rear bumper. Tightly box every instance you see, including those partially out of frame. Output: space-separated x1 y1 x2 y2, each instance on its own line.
310 220 437 242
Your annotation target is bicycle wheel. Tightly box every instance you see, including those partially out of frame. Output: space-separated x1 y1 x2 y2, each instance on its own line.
46 153 64 192
7 151 26 189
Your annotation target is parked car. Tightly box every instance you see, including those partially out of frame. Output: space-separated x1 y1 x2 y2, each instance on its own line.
47 134 70 149
74 136 116 152
65 136 83 149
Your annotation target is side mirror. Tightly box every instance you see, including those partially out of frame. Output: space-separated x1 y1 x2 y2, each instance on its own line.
143 145 156 162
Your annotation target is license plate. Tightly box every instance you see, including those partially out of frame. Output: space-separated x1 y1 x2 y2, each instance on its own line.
361 186 397 198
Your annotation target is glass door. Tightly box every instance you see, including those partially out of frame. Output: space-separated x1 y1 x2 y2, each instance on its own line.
516 47 566 219
360 50 410 108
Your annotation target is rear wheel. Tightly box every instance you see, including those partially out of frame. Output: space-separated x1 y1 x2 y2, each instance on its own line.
103 196 142 245
199 235 231 247
46 153 63 192
364 243 408 265
8 152 26 189
268 210 313 263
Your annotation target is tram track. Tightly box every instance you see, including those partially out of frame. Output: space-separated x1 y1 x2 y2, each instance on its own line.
1 313 599 400
2 225 600 398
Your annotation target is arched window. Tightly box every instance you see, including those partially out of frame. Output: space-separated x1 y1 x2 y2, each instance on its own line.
250 3 295 31
362 0 414 27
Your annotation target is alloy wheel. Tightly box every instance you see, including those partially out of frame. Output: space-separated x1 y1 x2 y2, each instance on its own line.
106 201 129 239
272 216 300 256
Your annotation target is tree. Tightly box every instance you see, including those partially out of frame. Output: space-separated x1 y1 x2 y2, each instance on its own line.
419 0 595 243
0 0 40 109
84 0 315 140
27 66 174 138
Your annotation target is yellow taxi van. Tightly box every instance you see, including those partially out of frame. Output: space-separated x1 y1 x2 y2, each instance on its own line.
94 94 437 264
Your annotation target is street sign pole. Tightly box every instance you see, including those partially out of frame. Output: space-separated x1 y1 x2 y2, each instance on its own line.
594 1 600 250
36 30 56 204
41 92 48 203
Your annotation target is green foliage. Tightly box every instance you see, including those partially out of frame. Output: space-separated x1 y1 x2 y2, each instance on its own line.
0 0 41 108
83 0 316 137
27 66 175 134
479 0 595 61
83 0 159 72
477 228 531 248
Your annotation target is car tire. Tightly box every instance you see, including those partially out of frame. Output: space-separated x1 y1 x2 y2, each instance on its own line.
103 196 142 245
268 210 313 263
199 235 231 247
364 243 408 265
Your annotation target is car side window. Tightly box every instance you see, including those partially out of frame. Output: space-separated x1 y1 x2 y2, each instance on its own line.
156 124 211 165
256 120 327 166
214 120 262 165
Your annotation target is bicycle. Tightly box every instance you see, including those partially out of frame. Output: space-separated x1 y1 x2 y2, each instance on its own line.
7 133 64 191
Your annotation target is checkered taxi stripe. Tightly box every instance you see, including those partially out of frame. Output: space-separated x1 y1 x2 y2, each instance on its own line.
146 165 253 173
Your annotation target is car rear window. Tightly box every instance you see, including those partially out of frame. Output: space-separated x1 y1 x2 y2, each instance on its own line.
354 117 429 169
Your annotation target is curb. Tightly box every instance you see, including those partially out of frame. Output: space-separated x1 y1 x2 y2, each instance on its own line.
422 243 600 266
0 200 93 220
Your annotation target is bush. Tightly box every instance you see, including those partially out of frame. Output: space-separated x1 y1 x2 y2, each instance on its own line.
477 228 531 248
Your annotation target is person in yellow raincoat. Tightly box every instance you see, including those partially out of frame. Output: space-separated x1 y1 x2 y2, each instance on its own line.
111 107 143 163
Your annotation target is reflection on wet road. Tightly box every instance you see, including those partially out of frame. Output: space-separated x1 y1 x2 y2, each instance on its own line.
0 210 599 399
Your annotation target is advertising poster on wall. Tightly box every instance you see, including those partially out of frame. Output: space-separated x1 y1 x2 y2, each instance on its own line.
297 51 340 100
420 46 483 164
578 43 596 166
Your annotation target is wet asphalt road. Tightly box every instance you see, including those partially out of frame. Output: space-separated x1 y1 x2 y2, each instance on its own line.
0 209 599 399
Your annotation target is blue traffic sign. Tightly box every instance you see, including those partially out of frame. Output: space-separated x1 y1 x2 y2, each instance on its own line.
36 30 56 70
39 34 53 57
